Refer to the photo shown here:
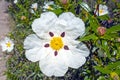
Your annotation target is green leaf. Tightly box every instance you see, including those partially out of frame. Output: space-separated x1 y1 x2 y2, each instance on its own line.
97 15 110 20
52 8 63 15
106 25 120 34
94 66 111 74
105 61 120 70
89 15 99 33
80 33 98 41
95 61 120 75
97 76 107 80
101 40 111 58
102 33 119 40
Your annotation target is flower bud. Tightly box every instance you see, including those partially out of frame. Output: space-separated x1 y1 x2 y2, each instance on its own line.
97 26 106 36
117 38 120 42
21 16 26 20
60 0 69 5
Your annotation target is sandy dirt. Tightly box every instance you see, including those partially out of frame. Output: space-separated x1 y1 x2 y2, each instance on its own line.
0 0 12 79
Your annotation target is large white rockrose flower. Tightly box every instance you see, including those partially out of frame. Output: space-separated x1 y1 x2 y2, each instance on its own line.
95 4 109 16
0 37 14 52
24 12 89 77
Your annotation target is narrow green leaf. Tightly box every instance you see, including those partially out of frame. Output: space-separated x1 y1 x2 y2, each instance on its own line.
80 34 98 41
105 61 120 70
52 8 63 15
106 25 120 34
94 66 111 74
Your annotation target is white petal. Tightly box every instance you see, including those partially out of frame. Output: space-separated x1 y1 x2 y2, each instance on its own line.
44 1 54 5
59 12 75 21
25 47 46 62
39 50 68 77
63 37 79 47
7 46 14 52
43 1 54 10
14 0 17 4
24 34 43 50
32 12 57 38
30 9 35 14
49 19 68 35
24 34 51 62
75 42 90 57
59 12 85 39
63 50 86 69
0 44 7 52
31 3 38 9
80 2 91 12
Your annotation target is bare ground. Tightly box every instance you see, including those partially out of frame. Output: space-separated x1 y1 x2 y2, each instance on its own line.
0 0 12 79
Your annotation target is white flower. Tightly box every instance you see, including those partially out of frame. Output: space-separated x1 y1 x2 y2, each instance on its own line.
0 37 14 52
43 1 54 11
95 4 109 16
14 0 18 4
31 3 38 10
24 12 89 77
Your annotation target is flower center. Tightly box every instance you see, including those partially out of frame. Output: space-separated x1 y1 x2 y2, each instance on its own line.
99 9 103 14
47 6 53 10
50 37 63 50
6 42 11 48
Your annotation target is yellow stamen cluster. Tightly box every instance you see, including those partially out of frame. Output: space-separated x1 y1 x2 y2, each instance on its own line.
50 37 63 50
6 42 11 48
47 6 53 10
99 9 104 14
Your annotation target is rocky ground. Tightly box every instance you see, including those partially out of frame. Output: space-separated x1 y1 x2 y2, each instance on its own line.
0 0 12 79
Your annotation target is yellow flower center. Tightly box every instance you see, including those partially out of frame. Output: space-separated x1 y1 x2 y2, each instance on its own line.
6 42 11 48
48 6 53 10
50 37 64 50
34 7 37 11
99 9 104 14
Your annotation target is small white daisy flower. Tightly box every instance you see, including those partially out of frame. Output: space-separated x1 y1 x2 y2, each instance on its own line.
43 1 54 11
14 0 18 4
95 4 109 16
31 3 38 11
0 37 14 52
24 12 89 77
